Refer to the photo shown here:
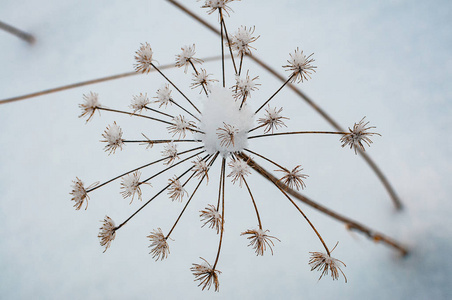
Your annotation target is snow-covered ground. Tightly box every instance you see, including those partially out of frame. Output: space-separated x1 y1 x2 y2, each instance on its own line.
1 0 451 299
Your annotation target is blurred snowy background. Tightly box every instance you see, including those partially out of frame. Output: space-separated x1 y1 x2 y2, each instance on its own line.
1 0 451 299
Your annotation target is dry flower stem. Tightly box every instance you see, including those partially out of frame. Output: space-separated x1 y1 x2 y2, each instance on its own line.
0 20 35 44
141 150 205 184
244 148 287 172
143 105 174 119
151 62 201 116
123 139 200 144
166 153 219 239
189 61 209 95
115 162 198 231
219 10 238 75
242 177 262 229
219 9 226 88
0 57 219 105
212 157 226 270
239 152 409 256
167 0 403 210
248 130 347 140
86 146 204 193
254 73 295 115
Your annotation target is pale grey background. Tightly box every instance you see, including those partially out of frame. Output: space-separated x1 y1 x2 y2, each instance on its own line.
1 0 451 299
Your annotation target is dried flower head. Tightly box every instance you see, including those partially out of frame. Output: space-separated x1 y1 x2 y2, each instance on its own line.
130 93 150 113
192 157 210 182
257 105 289 133
230 26 259 56
200 0 234 16
168 115 194 139
147 228 170 261
191 68 218 93
79 91 101 122
309 251 347 282
277 165 308 190
283 47 316 83
134 42 154 73
217 123 238 147
340 117 380 154
98 216 116 252
175 44 204 73
200 204 222 234
70 177 98 210
154 84 173 108
232 70 260 100
241 228 280 256
120 171 143 203
191 257 221 292
227 158 250 186
101 122 125 155
161 142 179 165
167 176 188 202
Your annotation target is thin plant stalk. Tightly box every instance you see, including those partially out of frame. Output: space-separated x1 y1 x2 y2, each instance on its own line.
238 152 409 256
87 146 204 193
213 157 226 270
0 57 221 105
248 130 347 140
115 164 196 231
219 10 238 75
254 73 294 115
166 153 219 239
219 9 226 88
0 20 35 44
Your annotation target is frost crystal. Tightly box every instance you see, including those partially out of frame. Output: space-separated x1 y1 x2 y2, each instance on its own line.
130 93 150 113
257 105 288 133
101 122 124 155
167 115 194 139
230 26 259 56
200 204 222 234
227 158 250 186
161 142 179 165
148 228 170 261
120 171 143 203
241 228 280 256
199 86 253 156
283 47 316 83
154 84 173 108
79 92 101 122
134 42 154 73
175 44 203 73
168 176 188 202
340 117 380 154
98 216 116 252
232 70 260 101
191 68 218 93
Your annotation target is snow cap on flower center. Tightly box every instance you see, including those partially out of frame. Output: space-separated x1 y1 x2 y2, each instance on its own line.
199 86 253 156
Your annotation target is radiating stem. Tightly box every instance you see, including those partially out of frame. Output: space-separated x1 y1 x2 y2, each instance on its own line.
213 157 226 270
244 148 288 172
141 150 205 184
165 153 219 239
169 99 201 123
248 123 266 133
123 139 201 144
219 11 238 75
151 62 201 116
115 164 196 231
255 73 294 115
238 54 244 76
189 60 209 96
86 146 204 193
98 107 173 126
243 177 262 230
248 130 347 140
238 152 409 256
143 106 174 119
219 9 225 88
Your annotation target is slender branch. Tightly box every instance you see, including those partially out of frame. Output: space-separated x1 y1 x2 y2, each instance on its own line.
143 106 174 119
219 9 225 88
141 149 205 184
115 164 196 231
169 99 201 123
189 60 208 95
238 152 409 256
166 153 219 238
242 177 262 229
123 139 201 144
244 148 288 172
166 0 403 209
238 54 244 76
0 20 35 44
248 123 266 133
0 57 220 105
98 107 174 126
255 73 294 115
86 146 203 193
213 157 226 270
151 62 202 116
216 153 223 211
219 11 238 75
248 130 347 140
